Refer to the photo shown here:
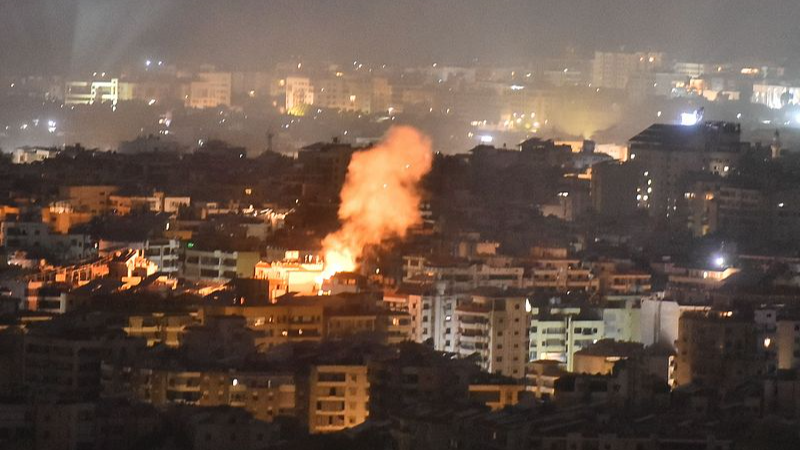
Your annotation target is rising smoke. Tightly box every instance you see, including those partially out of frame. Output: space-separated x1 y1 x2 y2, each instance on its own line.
321 126 433 279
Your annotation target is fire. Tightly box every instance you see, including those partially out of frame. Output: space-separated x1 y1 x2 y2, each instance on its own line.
320 126 433 280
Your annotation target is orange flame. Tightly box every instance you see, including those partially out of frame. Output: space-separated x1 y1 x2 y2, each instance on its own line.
320 126 433 280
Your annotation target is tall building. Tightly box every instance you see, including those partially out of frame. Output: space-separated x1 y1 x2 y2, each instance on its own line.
639 294 710 348
385 284 458 352
591 160 640 217
454 291 528 378
685 179 764 237
306 365 369 433
675 311 767 390
592 51 664 90
297 140 355 201
628 122 748 218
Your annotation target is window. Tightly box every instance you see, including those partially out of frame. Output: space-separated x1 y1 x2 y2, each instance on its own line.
318 373 346 382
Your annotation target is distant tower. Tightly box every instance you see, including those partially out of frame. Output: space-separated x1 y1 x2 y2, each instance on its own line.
267 130 274 153
771 129 782 159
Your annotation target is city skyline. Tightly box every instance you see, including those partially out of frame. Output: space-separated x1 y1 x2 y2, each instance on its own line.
4 2 800 449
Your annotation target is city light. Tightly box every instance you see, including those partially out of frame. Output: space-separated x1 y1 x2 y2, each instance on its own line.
681 112 700 126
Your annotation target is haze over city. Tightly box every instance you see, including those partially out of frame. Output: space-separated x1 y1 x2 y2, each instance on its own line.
3 0 800 74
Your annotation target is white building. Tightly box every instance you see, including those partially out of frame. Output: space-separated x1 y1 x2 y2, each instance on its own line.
11 147 60 164
0 222 96 262
65 78 119 105
752 83 800 109
187 72 232 109
144 239 181 275
601 296 642 342
254 257 324 300
639 293 710 349
385 283 458 352
529 304 604 371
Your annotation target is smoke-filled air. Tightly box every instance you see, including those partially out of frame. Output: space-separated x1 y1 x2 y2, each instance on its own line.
320 126 433 279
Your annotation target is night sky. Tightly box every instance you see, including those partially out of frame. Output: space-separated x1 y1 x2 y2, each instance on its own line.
2 0 800 74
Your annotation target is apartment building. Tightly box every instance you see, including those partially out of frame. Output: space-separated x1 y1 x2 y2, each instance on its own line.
454 291 528 379
403 255 524 291
187 72 232 109
675 311 767 390
123 312 200 347
525 248 599 294
24 330 143 400
182 248 260 282
326 309 412 344
202 303 324 350
385 283 458 352
307 365 369 433
143 239 181 275
467 381 526 411
106 366 296 423
529 306 604 371
59 185 119 215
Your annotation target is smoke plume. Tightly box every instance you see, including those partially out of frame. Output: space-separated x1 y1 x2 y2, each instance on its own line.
321 126 433 278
